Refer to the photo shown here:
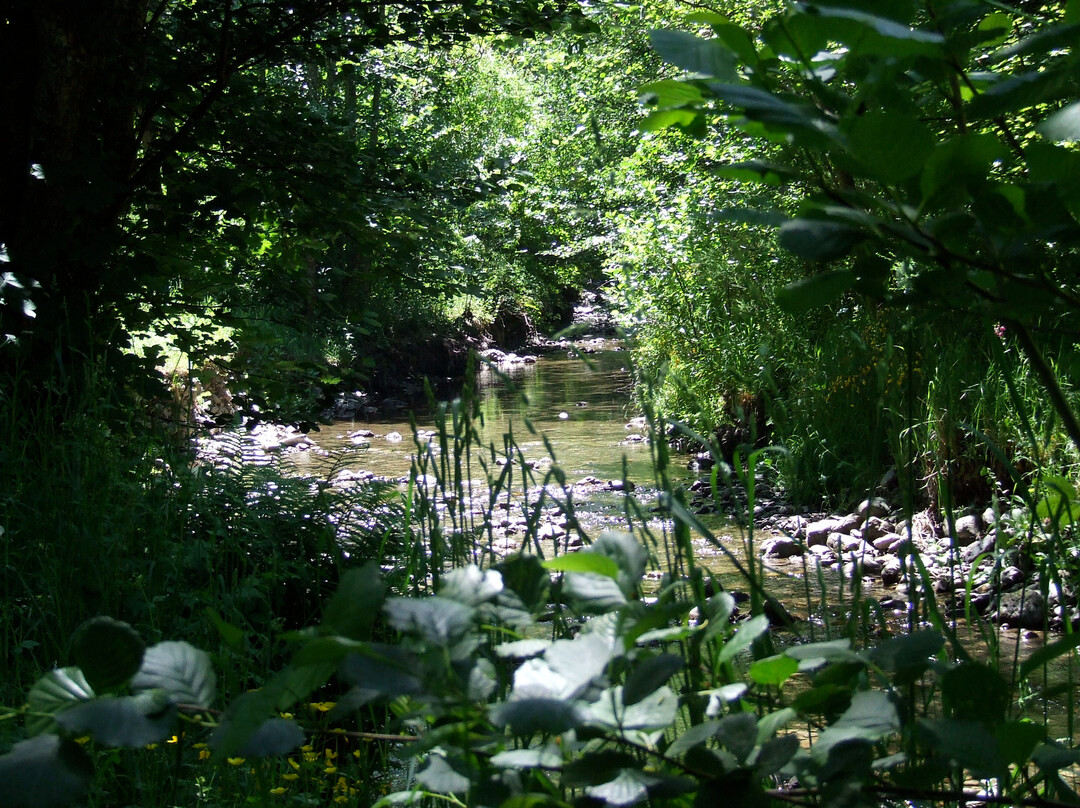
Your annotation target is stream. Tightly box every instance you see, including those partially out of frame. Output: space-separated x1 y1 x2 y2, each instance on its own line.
280 342 1076 735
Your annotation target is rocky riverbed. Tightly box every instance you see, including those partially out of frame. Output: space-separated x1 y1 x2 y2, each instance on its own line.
686 470 1077 633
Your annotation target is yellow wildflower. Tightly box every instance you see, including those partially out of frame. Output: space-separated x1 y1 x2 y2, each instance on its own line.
227 757 246 766
281 774 299 782
269 787 287 795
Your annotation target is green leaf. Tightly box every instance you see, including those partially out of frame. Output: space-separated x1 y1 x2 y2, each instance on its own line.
638 109 703 133
638 80 704 108
490 698 585 735
70 617 144 694
816 691 899 756
715 712 758 761
756 707 797 743
753 734 799 776
623 654 683 705
495 639 550 659
667 720 723 757
27 668 95 736
496 554 549 614
56 691 175 748
917 718 1006 778
812 6 945 55
292 636 365 667
417 755 471 794
701 592 736 644
490 743 563 770
240 718 305 757
586 768 659 806
708 85 838 145
131 641 215 709
439 565 504 606
777 268 855 314
544 553 620 579
322 562 385 639
784 639 859 664
868 630 944 678
649 30 738 80
845 111 935 184
205 608 244 650
704 683 749 716
563 751 639 787
1032 742 1080 773
996 720 1044 767
749 654 799 687
715 161 798 186
1036 475 1080 524
588 686 679 732
967 68 1072 120
384 597 475 644
716 615 769 665
0 736 93 808
338 644 423 698
564 573 628 613
941 661 1010 723
779 219 865 262
920 134 1007 206
210 690 276 759
1020 631 1080 681
592 531 648 593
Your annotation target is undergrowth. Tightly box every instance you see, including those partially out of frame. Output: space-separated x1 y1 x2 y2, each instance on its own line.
1 363 1080 808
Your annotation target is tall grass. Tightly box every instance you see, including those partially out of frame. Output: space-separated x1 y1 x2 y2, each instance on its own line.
4 344 1080 807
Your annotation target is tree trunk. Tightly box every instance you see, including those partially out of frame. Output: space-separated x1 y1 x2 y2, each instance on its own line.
0 0 148 389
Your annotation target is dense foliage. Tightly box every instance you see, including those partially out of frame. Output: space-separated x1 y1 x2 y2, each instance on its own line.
619 0 1080 504
3 0 1080 805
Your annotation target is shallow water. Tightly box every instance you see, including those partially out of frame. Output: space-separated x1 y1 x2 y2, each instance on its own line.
288 346 1077 736
293 347 652 481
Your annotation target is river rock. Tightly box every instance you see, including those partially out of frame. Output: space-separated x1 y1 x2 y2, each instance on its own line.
761 536 802 559
857 497 892 521
385 431 403 443
826 532 846 552
872 532 904 553
880 556 903 586
809 544 838 565
806 517 844 546
999 565 1026 591
993 589 1046 629
537 522 565 540
839 534 873 554
960 535 995 564
279 432 313 448
862 516 891 543
951 514 980 546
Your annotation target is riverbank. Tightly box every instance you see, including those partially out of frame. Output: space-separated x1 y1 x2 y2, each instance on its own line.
686 466 1076 634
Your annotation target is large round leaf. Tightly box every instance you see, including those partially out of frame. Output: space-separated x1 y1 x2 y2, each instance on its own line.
131 641 215 709
27 667 95 736
240 718 305 757
0 735 93 808
71 616 144 694
56 691 175 748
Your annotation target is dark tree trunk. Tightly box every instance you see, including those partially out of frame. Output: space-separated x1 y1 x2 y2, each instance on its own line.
0 0 148 389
